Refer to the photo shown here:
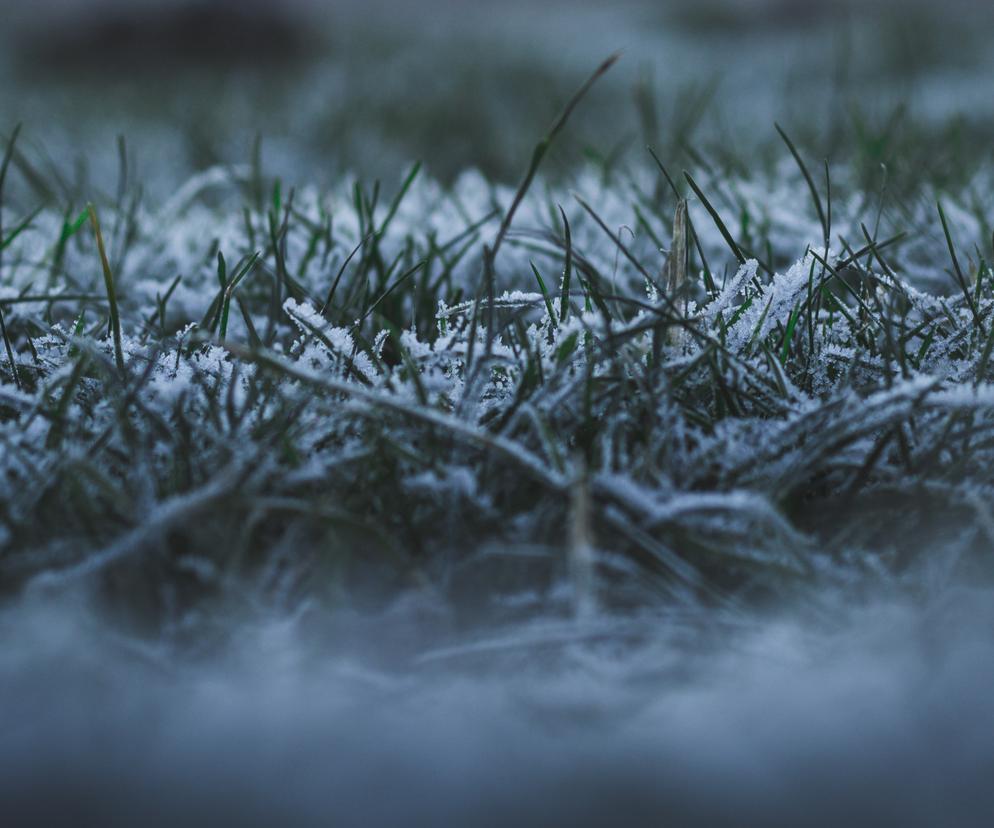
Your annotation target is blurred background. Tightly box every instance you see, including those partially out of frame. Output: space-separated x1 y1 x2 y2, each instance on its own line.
4 0 994 197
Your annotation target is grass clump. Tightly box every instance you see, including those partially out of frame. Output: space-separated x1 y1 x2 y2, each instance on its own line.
2 66 994 634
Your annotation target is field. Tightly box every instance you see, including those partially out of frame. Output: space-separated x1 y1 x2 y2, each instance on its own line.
4 1 994 824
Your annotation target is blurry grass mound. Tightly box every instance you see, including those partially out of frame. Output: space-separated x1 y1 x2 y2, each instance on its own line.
8 0 994 195
17 0 317 73
3 1 622 189
4 67 994 633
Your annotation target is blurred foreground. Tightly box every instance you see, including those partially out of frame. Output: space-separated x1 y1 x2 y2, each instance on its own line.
4 587 994 826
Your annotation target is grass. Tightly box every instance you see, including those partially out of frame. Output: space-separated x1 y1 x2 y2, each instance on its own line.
3 45 994 634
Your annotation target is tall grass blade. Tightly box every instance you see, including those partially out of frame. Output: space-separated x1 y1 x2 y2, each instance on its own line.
87 203 126 374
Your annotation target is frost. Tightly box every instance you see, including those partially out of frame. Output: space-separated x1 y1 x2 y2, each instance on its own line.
723 254 815 353
0 156 992 617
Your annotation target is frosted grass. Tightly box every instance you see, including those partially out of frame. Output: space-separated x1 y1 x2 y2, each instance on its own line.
4 3 994 822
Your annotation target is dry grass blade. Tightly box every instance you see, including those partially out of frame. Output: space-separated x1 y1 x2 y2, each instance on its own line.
665 199 688 296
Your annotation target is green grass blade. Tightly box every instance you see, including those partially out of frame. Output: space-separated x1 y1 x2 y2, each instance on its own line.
775 122 829 250
87 204 125 374
0 124 23 388
937 200 981 325
683 171 746 266
558 205 573 325
530 261 557 324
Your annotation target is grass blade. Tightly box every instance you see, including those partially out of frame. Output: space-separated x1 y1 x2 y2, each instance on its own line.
0 123 23 388
87 204 125 374
937 200 981 325
684 171 746 266
775 122 829 250
530 261 557 324
558 205 573 325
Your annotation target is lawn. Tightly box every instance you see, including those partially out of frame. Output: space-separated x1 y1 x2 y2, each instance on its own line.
3 1 994 824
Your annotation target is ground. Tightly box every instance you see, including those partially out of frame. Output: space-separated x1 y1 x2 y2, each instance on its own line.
3 1 994 825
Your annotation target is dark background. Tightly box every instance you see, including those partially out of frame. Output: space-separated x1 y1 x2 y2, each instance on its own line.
5 0 994 194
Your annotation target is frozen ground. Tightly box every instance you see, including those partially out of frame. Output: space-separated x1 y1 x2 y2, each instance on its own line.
3 159 994 822
5 1 994 825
